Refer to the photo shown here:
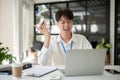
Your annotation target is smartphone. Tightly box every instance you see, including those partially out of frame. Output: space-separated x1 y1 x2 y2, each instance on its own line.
41 20 44 25
105 69 120 74
39 19 44 25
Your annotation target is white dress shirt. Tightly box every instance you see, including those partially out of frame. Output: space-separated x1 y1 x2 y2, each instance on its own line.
38 34 93 66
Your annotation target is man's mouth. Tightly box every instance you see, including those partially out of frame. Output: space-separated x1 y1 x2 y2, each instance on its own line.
63 27 70 31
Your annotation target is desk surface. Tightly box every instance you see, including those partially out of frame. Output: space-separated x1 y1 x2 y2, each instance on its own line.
0 65 120 80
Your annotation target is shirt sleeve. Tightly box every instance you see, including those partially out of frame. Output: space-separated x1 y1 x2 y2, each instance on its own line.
83 37 93 49
37 46 49 65
86 41 93 49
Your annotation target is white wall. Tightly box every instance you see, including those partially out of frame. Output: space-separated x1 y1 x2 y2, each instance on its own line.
0 0 14 54
0 0 1 24
0 0 34 62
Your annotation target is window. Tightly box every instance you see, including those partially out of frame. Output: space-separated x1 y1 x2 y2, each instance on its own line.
22 0 34 52
22 2 30 52
20 0 34 61
34 0 110 48
115 0 120 65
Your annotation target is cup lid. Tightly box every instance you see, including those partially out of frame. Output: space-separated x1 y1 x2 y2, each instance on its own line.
11 63 23 67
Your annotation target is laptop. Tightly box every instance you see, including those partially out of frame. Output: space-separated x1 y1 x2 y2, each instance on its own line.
64 49 107 76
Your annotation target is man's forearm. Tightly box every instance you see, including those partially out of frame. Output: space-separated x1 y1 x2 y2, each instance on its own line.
43 33 51 48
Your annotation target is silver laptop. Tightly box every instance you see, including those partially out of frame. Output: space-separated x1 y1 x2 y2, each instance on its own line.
65 49 107 76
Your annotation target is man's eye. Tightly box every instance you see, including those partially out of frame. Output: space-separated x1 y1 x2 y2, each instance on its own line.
61 22 65 24
67 22 70 23
67 21 72 23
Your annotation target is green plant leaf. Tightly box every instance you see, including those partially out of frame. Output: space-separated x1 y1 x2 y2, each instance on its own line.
95 38 111 49
96 44 104 49
101 38 105 45
118 54 120 59
0 42 16 64
105 43 111 49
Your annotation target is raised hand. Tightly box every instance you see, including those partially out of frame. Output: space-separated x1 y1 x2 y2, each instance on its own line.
35 21 51 48
36 21 50 35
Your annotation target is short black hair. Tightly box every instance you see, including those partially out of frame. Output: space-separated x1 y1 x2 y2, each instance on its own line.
55 8 73 22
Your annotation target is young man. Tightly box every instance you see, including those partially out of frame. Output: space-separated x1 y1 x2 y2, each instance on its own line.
37 8 92 65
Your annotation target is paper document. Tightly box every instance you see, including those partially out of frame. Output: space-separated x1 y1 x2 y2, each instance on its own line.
22 66 58 77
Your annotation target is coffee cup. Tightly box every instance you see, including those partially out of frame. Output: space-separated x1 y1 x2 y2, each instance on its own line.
11 63 23 77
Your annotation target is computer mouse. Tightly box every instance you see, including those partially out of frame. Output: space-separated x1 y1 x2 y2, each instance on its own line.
49 75 62 80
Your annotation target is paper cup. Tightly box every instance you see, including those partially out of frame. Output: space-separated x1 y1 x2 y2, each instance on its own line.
11 63 23 77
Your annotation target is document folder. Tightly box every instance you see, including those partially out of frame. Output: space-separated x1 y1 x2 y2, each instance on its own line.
22 66 58 77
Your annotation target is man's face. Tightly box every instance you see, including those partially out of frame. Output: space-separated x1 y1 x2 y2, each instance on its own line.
57 16 73 35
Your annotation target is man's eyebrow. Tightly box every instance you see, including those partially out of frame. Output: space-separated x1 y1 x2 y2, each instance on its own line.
59 20 65 21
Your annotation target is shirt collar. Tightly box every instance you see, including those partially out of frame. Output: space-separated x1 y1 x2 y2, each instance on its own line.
57 33 75 44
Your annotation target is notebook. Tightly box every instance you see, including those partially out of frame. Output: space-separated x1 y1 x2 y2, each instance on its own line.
64 49 107 76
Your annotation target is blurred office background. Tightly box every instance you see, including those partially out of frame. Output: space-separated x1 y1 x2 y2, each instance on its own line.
0 0 120 65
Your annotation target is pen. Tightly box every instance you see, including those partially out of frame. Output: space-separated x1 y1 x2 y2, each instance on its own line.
34 21 44 27
30 68 58 78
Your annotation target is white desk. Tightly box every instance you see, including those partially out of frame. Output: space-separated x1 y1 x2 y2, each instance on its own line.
0 65 120 80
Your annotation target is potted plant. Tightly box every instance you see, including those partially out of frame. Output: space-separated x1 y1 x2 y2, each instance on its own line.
0 42 16 65
96 38 111 65
96 38 111 49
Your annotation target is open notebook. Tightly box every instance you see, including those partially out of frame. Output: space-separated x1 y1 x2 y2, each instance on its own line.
22 65 57 77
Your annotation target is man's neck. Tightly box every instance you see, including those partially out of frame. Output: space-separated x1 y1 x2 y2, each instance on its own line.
60 33 72 43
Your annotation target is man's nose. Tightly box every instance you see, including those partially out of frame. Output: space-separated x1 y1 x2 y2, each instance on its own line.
65 22 69 26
